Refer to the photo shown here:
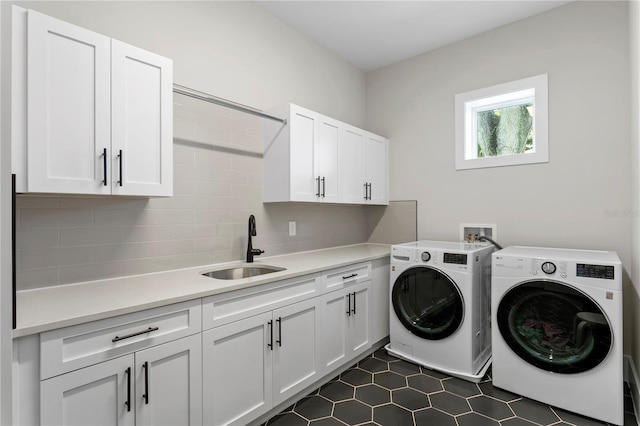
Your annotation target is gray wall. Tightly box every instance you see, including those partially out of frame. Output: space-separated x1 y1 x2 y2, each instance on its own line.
366 1 632 349
14 1 372 289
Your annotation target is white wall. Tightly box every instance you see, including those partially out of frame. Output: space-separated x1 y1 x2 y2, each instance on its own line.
16 0 366 127
366 1 632 348
629 0 640 374
0 1 12 423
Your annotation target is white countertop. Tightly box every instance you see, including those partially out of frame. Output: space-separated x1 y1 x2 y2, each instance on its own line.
14 243 390 337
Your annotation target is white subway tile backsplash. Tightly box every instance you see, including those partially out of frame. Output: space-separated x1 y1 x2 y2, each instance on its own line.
16 102 371 290
21 247 94 269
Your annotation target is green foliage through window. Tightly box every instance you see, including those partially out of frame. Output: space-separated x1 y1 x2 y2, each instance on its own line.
476 104 533 158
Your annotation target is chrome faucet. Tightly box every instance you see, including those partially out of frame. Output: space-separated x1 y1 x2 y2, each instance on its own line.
246 214 264 263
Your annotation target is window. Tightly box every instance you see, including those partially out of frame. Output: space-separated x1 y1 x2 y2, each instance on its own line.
455 74 548 170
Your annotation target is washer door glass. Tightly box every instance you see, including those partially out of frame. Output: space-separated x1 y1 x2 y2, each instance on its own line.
392 266 464 340
497 280 613 374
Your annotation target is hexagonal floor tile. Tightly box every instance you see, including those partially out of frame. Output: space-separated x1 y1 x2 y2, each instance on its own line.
429 391 471 415
308 418 343 426
554 407 611 426
442 377 481 398
420 367 450 379
509 398 561 425
414 407 457 426
355 384 391 407
373 349 398 362
340 368 373 386
408 374 443 394
478 381 520 402
359 357 389 373
319 380 354 402
389 360 421 376
294 395 333 420
333 400 372 425
468 395 514 421
266 411 309 426
456 412 500 426
392 387 430 411
373 403 413 426
500 418 540 426
374 371 407 390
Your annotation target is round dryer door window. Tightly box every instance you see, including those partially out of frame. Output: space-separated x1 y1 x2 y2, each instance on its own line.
497 280 613 374
392 266 464 340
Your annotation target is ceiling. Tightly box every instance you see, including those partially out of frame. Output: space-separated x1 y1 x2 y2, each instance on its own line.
257 1 573 72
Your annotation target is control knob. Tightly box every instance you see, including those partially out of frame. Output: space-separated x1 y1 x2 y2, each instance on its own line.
541 261 556 275
421 252 431 262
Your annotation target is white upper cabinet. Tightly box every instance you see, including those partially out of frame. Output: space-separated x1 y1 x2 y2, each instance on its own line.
364 132 389 205
111 40 173 196
263 103 388 205
13 8 173 196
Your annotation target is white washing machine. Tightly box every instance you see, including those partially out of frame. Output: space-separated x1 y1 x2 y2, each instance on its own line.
385 241 494 382
492 246 623 425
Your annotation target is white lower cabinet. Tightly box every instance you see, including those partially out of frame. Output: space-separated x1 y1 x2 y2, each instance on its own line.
320 281 371 372
202 297 322 426
40 334 202 426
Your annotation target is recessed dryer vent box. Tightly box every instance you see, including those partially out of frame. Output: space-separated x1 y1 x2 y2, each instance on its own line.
460 223 497 243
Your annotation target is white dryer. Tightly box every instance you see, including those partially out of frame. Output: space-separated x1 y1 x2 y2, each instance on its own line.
386 241 494 382
492 246 623 425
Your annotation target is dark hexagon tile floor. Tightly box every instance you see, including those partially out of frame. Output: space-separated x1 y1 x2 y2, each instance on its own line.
263 349 638 426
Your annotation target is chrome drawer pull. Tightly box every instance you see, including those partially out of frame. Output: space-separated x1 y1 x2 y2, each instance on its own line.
112 326 159 343
342 273 358 280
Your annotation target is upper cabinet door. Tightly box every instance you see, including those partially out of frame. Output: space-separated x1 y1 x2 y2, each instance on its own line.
111 40 173 197
365 132 389 205
27 10 111 194
340 124 366 204
317 115 341 202
289 105 320 202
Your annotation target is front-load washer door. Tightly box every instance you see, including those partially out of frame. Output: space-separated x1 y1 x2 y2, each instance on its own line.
392 266 464 340
497 280 613 374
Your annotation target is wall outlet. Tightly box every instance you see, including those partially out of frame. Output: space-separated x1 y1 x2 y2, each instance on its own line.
289 221 296 236
460 223 497 243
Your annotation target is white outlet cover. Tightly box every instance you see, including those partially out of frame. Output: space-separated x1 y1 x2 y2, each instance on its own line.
289 221 296 236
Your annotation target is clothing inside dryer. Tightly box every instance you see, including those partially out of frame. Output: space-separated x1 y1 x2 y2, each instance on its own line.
496 280 612 374
392 267 464 340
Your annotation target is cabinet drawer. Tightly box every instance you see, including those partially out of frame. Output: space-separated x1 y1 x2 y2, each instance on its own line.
322 262 371 293
40 299 201 379
202 274 321 330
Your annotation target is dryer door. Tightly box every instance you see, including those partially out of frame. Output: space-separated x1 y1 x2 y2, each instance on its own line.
496 280 613 374
391 266 464 340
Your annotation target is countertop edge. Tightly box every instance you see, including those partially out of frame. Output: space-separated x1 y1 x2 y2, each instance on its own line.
13 243 391 338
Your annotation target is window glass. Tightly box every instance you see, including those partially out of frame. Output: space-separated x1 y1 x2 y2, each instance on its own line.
455 74 548 170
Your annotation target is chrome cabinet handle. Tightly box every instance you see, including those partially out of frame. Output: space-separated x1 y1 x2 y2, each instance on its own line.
102 148 108 186
321 177 326 197
316 176 321 197
112 327 159 343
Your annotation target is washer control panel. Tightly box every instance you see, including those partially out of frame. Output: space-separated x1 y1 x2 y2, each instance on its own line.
421 251 431 262
532 259 567 278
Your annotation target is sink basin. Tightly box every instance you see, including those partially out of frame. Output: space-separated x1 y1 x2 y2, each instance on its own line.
201 265 286 280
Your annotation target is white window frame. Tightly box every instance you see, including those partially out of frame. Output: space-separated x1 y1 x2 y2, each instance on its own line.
455 74 548 170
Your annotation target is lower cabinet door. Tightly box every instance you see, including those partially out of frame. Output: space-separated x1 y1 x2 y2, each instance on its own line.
40 355 135 426
348 282 371 357
202 312 273 426
272 297 322 406
320 289 350 372
135 334 202 426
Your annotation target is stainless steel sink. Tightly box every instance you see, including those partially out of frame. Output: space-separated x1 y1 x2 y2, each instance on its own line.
201 265 285 280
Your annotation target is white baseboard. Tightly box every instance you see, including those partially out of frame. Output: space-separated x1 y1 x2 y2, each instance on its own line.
625 355 640 425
